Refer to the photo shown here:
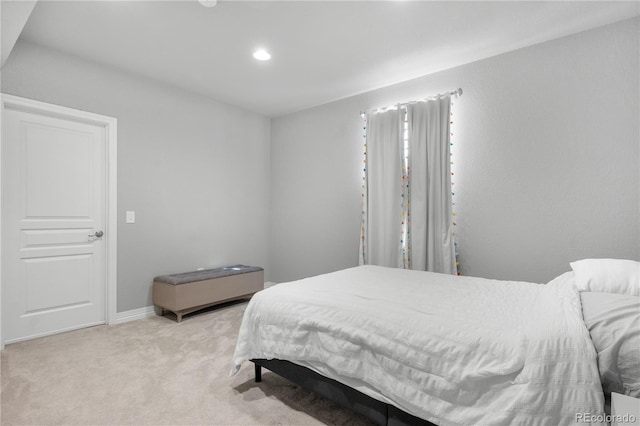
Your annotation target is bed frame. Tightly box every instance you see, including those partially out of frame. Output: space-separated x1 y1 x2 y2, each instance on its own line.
251 359 436 426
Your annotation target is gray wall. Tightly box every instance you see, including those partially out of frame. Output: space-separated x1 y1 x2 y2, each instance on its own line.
2 41 271 312
270 18 640 284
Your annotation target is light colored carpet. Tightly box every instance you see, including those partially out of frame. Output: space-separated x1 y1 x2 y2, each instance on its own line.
1 301 374 425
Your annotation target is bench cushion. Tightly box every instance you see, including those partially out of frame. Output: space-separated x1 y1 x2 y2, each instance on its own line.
154 265 263 285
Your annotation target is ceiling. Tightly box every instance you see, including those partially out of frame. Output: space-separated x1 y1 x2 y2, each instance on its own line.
8 1 640 117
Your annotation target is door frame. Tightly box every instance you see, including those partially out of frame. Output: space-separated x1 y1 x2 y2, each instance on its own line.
0 94 118 349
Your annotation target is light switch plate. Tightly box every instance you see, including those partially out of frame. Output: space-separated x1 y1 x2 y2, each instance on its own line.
125 211 136 224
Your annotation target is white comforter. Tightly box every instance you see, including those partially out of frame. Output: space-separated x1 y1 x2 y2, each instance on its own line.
231 265 604 426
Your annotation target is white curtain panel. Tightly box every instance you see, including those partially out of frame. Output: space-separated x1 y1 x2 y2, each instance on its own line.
360 109 404 268
407 97 457 274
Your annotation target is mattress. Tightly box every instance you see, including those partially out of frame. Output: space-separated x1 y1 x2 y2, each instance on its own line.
231 265 604 426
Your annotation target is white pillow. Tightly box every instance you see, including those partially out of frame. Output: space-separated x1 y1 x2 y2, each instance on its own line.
570 259 640 296
580 291 640 397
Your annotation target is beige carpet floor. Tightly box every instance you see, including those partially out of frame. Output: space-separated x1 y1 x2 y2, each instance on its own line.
1 301 374 425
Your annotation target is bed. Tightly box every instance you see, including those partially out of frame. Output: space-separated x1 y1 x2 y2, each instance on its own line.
231 260 639 426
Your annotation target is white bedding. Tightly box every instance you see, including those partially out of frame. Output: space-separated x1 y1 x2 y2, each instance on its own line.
231 265 604 426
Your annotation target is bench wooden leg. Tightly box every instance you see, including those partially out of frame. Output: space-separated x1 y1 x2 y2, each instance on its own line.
255 364 262 382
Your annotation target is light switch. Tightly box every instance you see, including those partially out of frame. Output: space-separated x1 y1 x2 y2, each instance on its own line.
126 211 136 224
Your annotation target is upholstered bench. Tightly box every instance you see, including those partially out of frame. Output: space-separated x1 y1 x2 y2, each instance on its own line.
153 265 263 322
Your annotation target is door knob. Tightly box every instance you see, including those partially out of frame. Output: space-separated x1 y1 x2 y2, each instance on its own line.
89 230 104 238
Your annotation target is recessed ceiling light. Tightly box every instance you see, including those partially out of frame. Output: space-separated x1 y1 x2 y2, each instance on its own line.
253 49 271 61
199 0 217 7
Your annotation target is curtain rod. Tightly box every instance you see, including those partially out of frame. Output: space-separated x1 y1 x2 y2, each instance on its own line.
360 87 463 117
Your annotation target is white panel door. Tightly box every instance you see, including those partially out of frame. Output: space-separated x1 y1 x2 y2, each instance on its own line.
2 103 108 343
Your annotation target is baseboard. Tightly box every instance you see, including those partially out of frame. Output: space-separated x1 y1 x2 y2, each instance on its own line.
114 306 157 324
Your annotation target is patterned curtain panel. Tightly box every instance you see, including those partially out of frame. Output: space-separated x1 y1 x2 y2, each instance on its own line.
406 96 456 274
359 109 403 268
